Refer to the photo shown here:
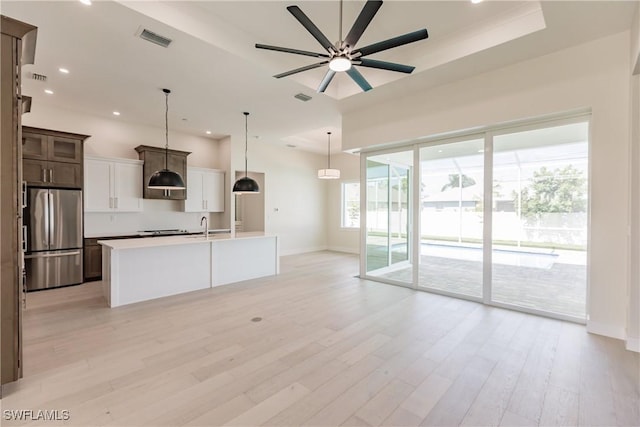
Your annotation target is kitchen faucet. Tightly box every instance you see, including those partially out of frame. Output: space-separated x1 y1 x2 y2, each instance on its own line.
200 216 209 239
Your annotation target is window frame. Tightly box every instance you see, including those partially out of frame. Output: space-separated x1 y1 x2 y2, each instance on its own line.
340 180 361 230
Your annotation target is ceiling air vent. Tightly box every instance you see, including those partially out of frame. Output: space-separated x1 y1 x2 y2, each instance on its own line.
31 73 47 82
138 28 172 48
294 93 312 102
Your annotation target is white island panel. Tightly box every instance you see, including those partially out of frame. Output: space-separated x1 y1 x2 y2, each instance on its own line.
211 236 279 286
104 243 210 307
100 233 279 307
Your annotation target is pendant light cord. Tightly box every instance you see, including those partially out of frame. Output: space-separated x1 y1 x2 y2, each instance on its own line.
164 89 170 170
244 112 249 178
327 132 332 169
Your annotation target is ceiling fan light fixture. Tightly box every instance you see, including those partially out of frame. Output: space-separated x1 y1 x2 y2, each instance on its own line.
329 56 352 72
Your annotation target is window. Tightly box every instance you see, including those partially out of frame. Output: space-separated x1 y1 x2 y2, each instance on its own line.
341 182 360 228
361 116 589 322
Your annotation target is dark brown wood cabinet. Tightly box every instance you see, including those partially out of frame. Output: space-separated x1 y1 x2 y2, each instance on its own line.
83 239 102 281
22 127 88 188
22 158 82 188
135 145 190 200
1 14 37 387
83 235 139 281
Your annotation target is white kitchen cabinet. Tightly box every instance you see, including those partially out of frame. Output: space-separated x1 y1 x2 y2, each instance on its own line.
85 156 143 212
183 167 224 212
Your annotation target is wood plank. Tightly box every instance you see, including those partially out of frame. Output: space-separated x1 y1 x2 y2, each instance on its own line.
225 382 310 426
0 251 635 427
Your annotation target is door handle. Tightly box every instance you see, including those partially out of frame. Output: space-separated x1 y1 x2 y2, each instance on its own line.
25 251 81 259
22 273 27 310
22 181 27 208
48 192 54 247
114 197 118 209
22 225 27 252
49 169 53 183
42 168 47 182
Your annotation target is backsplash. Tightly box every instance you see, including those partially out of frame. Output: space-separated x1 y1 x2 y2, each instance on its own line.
84 199 216 236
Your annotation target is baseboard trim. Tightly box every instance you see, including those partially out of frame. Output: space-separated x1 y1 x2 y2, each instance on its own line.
280 246 328 256
328 246 359 254
626 337 640 352
586 320 626 340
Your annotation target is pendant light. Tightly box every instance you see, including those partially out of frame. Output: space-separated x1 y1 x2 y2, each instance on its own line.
148 88 185 190
318 132 340 179
233 112 260 194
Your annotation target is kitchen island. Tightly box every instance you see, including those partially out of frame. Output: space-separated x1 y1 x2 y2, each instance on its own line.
99 232 279 307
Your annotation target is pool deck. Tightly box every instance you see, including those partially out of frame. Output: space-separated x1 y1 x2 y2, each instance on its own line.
367 241 587 319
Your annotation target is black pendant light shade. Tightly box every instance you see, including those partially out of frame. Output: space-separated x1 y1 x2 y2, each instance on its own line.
233 112 260 194
148 88 185 190
233 176 260 193
148 168 185 189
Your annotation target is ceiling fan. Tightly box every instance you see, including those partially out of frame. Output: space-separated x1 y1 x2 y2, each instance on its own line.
256 0 428 93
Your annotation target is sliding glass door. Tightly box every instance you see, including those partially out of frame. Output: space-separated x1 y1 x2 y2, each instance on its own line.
364 151 412 285
360 116 589 322
491 122 588 318
418 138 484 299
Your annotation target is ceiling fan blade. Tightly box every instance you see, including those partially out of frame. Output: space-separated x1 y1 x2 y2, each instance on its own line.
274 61 329 78
317 70 336 93
287 6 336 53
354 28 428 57
356 58 415 74
343 0 383 49
346 67 372 92
256 44 329 58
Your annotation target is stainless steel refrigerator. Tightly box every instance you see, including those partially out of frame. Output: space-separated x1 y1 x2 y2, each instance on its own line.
24 188 83 291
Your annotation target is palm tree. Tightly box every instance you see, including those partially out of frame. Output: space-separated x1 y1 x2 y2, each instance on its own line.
441 174 476 191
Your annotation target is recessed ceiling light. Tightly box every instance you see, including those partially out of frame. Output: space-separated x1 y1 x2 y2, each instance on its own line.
471 0 483 3
58 68 70 74
478 149 485 153
205 131 212 135
112 111 121 116
438 149 443 153
79 0 91 5
44 89 54 95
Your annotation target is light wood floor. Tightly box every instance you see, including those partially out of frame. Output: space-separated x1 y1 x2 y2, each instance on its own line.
2 251 638 426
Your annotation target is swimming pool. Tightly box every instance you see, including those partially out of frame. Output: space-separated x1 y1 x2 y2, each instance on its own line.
420 242 558 269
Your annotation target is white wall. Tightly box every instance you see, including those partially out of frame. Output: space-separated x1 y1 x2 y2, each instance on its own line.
628 3 640 352
23 104 224 235
629 74 640 352
230 138 328 256
327 153 361 253
343 32 632 342
632 3 640 75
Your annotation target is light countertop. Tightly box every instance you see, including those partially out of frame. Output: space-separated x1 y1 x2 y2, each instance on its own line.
98 232 274 250
85 229 231 239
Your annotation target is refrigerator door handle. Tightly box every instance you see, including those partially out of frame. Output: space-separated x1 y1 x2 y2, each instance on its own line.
24 251 81 259
42 190 50 250
48 192 54 246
